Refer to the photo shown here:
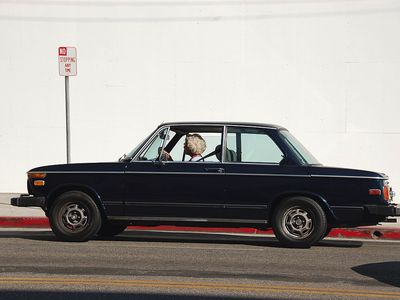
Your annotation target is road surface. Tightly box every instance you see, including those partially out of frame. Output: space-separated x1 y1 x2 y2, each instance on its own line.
0 229 399 299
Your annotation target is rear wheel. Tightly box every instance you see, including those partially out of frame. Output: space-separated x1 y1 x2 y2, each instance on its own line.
272 196 327 248
97 221 127 237
49 191 102 242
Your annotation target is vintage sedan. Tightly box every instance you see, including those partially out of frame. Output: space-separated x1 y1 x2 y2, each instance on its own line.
11 122 399 247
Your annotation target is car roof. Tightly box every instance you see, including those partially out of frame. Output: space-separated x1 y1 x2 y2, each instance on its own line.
159 121 287 130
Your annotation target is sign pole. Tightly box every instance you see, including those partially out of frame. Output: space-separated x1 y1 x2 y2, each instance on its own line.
65 75 71 164
58 46 76 164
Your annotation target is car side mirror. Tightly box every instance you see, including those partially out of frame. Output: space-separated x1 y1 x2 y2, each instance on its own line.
118 154 127 162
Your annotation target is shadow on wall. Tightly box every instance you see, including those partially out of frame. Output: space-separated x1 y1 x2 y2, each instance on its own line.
352 261 400 288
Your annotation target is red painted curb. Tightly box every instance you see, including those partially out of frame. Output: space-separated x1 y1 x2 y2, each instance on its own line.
0 217 399 240
0 217 49 228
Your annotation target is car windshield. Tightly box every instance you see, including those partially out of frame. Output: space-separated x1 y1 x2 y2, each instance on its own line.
279 130 320 165
122 130 157 161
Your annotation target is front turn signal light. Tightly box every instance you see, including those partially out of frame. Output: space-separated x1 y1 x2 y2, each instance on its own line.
27 172 47 179
33 180 45 186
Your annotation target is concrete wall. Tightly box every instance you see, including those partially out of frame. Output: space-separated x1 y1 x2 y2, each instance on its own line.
0 0 399 204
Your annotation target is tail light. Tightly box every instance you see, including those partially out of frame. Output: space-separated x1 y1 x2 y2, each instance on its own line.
383 181 391 201
369 189 381 196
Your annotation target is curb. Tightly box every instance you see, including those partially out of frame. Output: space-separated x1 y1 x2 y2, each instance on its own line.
1 217 400 240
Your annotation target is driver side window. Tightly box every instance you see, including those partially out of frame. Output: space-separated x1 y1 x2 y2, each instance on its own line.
166 126 223 162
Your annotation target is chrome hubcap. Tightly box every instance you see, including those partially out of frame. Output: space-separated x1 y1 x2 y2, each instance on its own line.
282 207 313 239
62 203 88 231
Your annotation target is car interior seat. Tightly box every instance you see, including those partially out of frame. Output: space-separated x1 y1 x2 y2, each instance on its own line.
225 149 237 162
214 145 237 162
215 145 222 162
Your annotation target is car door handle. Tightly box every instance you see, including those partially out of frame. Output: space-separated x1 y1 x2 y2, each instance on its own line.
204 168 225 173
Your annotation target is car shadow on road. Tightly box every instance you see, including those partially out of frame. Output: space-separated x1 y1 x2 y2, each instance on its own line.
101 230 363 248
2 229 363 248
352 261 400 288
96 230 283 247
316 239 363 248
0 290 296 300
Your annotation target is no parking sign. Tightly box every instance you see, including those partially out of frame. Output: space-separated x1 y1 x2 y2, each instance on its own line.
58 47 77 76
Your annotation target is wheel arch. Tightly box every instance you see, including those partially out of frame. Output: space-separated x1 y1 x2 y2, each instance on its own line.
46 185 107 220
268 192 337 226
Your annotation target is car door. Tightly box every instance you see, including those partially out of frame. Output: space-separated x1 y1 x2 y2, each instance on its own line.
124 126 227 220
222 126 310 222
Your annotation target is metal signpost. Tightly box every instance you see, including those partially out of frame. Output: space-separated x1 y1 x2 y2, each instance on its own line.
58 47 77 164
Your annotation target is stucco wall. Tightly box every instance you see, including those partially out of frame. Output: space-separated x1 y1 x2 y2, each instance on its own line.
0 0 399 204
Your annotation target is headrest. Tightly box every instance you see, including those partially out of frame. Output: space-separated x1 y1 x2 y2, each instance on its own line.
215 145 222 161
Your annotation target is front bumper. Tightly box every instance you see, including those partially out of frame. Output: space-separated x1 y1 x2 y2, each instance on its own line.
10 194 45 208
365 205 400 216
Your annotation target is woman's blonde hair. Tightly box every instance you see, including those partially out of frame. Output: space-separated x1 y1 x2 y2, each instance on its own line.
185 134 206 155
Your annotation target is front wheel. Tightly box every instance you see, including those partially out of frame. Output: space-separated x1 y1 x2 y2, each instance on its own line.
272 197 327 248
49 191 102 242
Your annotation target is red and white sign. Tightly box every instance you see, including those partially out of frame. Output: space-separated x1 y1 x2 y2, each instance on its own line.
58 47 77 76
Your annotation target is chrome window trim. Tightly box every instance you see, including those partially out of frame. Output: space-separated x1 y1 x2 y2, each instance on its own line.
161 122 279 131
158 126 171 162
132 160 223 165
222 125 227 163
221 161 282 166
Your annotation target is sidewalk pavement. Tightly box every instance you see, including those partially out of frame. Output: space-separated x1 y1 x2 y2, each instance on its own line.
1 193 399 240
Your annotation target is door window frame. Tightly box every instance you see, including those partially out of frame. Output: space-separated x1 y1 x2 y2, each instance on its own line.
221 125 288 165
132 125 225 164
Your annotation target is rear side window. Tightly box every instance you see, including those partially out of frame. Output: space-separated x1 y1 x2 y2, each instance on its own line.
226 127 284 163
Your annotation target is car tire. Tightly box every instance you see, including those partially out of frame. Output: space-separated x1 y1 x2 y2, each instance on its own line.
49 191 102 242
272 196 327 248
97 221 127 237
323 226 332 239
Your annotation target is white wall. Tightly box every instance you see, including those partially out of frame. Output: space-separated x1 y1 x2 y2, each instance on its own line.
0 0 399 204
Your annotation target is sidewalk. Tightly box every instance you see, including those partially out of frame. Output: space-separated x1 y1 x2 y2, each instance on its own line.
1 193 399 240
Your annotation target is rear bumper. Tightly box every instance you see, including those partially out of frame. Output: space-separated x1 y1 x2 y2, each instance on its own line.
331 204 400 226
10 194 45 208
365 205 400 216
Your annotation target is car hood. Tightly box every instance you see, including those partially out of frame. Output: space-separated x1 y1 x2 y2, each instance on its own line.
29 162 123 173
308 165 387 179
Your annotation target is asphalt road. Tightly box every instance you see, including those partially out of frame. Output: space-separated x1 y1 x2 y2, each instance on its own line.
0 229 399 299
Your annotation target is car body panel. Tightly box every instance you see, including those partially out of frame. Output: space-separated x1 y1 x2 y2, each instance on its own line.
14 122 398 230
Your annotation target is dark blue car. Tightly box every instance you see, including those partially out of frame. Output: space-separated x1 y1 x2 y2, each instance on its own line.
11 122 399 247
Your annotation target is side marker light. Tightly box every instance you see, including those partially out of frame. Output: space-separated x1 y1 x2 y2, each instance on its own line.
369 189 381 196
